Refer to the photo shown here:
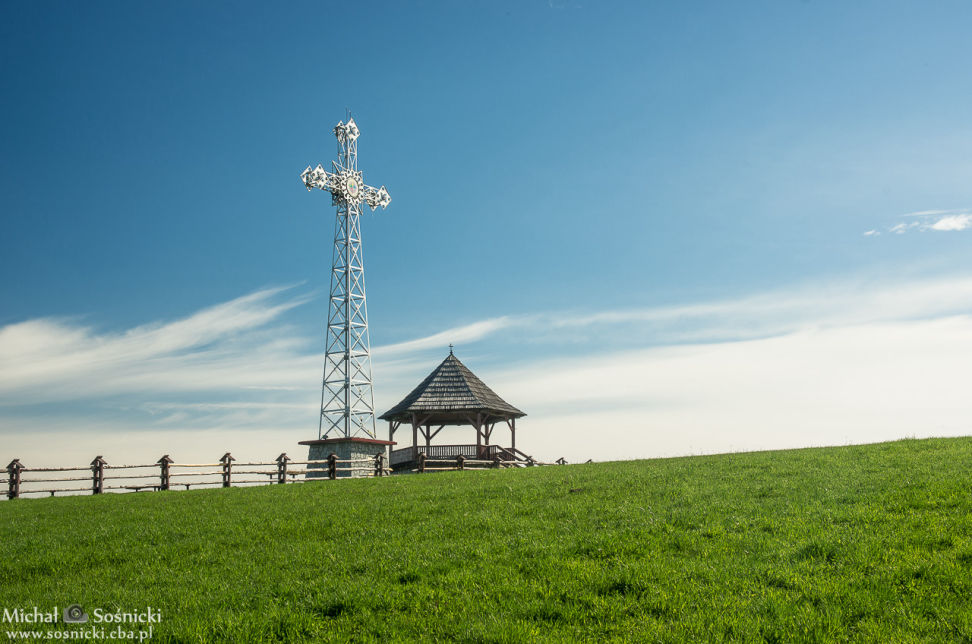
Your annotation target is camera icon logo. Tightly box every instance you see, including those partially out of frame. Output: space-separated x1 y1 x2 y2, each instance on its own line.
63 604 88 624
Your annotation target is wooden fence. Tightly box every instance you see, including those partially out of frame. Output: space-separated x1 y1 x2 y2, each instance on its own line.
3 452 567 500
3 452 390 500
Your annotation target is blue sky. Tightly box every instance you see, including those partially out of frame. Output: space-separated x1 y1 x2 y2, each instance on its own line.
2 1 972 467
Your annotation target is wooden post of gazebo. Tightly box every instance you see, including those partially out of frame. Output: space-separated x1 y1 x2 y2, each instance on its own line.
475 413 482 455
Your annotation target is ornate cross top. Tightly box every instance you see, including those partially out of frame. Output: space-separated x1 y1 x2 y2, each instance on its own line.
300 118 391 210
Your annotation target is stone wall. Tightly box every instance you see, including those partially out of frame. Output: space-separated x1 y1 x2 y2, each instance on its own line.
305 439 387 479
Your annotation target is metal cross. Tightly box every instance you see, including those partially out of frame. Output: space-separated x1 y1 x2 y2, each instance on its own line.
299 116 391 440
300 118 391 210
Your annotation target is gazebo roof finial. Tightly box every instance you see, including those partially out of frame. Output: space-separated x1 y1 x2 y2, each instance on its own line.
449 343 454 355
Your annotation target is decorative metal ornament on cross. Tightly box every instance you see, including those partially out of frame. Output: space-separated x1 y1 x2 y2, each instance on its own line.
344 174 360 199
299 114 392 440
334 118 359 144
301 122 390 209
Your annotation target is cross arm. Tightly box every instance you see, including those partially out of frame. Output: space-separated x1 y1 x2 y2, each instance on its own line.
361 183 391 210
300 163 391 211
301 164 337 193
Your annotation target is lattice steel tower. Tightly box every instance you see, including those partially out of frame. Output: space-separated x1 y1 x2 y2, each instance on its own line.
300 116 391 439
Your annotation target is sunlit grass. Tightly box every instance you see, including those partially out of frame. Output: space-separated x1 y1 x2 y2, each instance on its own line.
2 437 971 642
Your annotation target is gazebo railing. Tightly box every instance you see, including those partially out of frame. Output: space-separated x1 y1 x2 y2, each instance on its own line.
390 444 510 467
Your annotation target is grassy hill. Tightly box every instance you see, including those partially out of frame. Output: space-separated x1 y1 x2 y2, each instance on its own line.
2 437 972 642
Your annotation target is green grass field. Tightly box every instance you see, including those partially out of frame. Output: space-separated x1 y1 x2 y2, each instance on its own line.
2 437 972 642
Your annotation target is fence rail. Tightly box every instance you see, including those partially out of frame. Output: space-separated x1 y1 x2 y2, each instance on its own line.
4 450 568 501
3 451 396 500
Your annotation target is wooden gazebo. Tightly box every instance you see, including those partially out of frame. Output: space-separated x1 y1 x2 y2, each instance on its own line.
379 350 528 471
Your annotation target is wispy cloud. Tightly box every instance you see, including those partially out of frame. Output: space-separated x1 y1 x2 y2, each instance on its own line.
890 221 919 234
5 275 972 406
495 314 972 461
3 274 972 465
374 317 518 357
0 285 318 403
532 274 972 347
875 209 972 235
903 209 952 217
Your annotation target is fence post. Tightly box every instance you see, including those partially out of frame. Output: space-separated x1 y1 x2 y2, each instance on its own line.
418 452 426 473
7 459 23 500
328 453 337 480
90 456 107 494
527 457 535 467
493 456 501 469
220 452 235 488
157 455 173 491
457 455 465 471
374 453 384 478
276 453 290 484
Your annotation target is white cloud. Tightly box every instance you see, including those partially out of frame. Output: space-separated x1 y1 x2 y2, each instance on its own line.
490 316 972 462
374 317 517 357
928 214 972 232
0 285 318 403
883 209 972 234
3 274 972 467
903 209 951 217
863 229 880 236
532 274 972 346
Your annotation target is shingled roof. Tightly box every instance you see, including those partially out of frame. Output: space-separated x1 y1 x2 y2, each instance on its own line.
379 352 525 423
